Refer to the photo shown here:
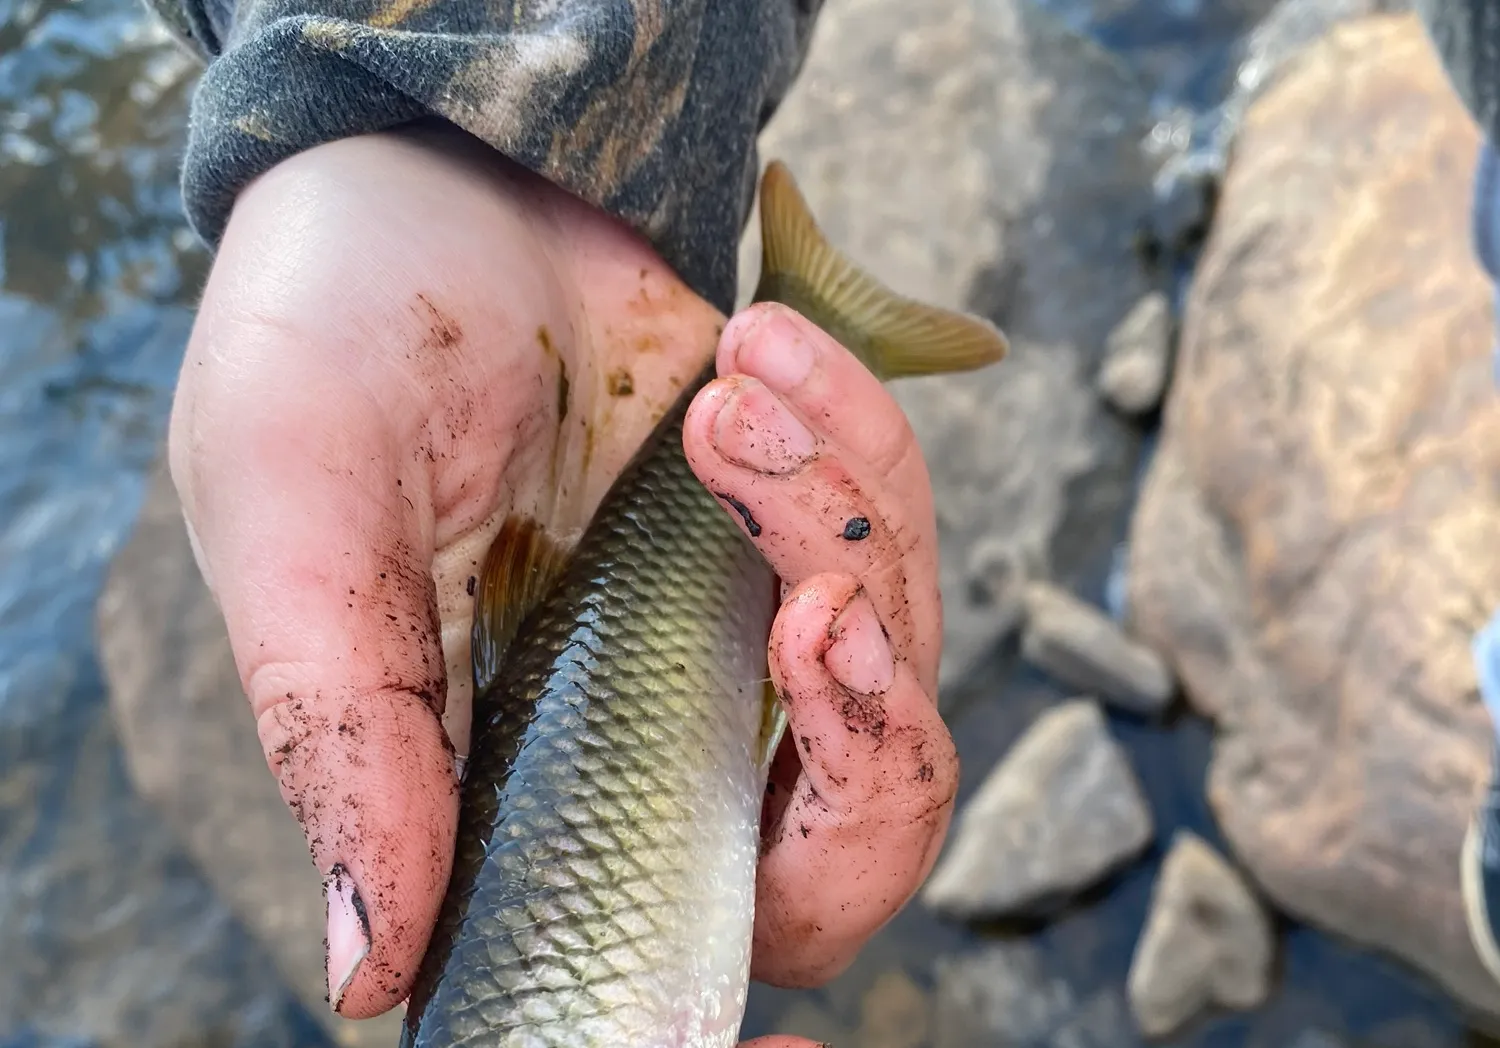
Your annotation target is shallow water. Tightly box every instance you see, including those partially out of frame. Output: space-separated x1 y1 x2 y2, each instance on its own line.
0 0 1489 1044
0 0 333 1043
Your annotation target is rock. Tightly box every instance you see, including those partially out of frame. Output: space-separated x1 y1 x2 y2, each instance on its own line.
1149 0 1411 242
922 699 1154 917
766 998 852 1047
1021 580 1176 716
856 970 930 1048
932 941 1139 1048
1126 11 1500 1022
97 461 403 1048
740 0 1157 689
1126 830 1275 1037
1283 1032 1347 1048
1098 290 1174 416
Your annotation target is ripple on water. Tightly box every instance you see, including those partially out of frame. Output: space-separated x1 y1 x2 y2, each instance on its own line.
0 0 334 1043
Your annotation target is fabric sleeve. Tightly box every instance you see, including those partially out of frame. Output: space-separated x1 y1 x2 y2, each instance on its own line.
144 0 824 311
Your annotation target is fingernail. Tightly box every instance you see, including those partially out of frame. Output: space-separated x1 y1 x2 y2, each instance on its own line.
825 592 894 695
737 308 818 392
714 377 817 474
325 863 370 1013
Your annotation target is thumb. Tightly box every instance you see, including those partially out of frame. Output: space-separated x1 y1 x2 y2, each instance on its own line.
170 325 459 1020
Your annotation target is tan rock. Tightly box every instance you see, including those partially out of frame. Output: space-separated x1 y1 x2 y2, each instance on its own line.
857 969 930 1048
1098 290 1174 417
1021 579 1176 716
96 461 403 1047
1126 11 1500 1022
1126 831 1274 1037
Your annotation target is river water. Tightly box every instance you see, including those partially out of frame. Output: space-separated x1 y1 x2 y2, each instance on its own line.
0 0 1486 1045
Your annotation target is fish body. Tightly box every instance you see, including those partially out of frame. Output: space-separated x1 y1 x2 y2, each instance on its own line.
400 162 1008 1047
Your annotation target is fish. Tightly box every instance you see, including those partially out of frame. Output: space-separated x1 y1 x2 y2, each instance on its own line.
399 159 1009 1047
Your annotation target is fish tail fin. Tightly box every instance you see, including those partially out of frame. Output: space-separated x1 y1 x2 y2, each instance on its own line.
752 159 1010 382
471 516 571 695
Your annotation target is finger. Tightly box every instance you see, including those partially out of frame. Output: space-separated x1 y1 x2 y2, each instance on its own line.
169 330 458 1019
682 375 942 690
717 301 933 527
750 573 959 987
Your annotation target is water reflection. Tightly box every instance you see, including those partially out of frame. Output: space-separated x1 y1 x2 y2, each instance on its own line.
0 0 333 1043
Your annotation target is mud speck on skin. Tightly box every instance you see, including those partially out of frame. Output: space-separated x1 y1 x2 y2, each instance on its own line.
606 367 635 396
466 575 477 596
841 516 871 541
416 293 463 350
715 491 762 537
839 693 887 742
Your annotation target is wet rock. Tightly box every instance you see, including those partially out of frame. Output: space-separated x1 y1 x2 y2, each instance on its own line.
1098 290 1174 416
740 0 1158 688
932 941 1138 1048
97 461 402 1048
1127 11 1500 1022
1126 830 1274 1037
922 699 1154 917
1021 580 1176 716
1150 0 1410 237
856 970 930 1048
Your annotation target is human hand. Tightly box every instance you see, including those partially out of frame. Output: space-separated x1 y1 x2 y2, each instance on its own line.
169 121 958 1028
683 302 960 987
168 123 729 1018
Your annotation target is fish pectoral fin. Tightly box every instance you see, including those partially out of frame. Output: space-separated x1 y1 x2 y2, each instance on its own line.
471 515 571 695
753 158 1010 382
757 678 788 773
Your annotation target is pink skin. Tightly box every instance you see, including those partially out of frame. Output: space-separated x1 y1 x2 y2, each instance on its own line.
169 122 957 1036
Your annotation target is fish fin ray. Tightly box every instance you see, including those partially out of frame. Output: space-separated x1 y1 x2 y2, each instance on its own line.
754 158 1010 381
757 678 788 773
471 516 570 695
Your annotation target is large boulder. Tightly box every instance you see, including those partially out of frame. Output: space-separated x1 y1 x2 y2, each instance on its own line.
1127 11 1500 1021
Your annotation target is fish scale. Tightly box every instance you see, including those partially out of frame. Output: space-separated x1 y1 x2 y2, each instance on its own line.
400 160 1009 1047
404 366 779 1047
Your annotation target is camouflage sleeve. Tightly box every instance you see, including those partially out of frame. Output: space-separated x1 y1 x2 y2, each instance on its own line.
144 0 823 311
1417 0 1500 148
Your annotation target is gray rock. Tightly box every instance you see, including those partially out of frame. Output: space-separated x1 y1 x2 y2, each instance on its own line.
740 0 1157 689
932 941 1139 1048
1021 580 1176 716
1126 830 1275 1037
1098 290 1174 416
922 699 1154 917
